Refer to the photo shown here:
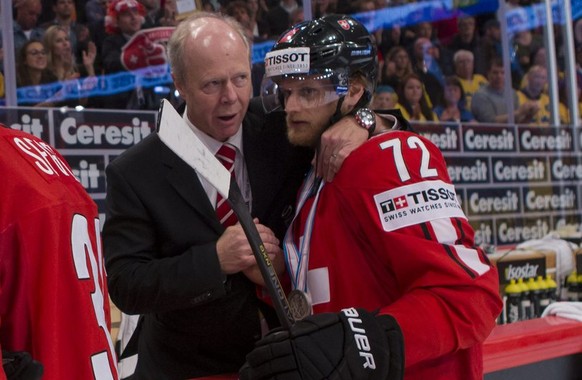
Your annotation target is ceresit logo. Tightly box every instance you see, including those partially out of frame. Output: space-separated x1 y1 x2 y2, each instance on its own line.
551 159 582 181
58 117 151 147
468 189 519 215
374 180 466 232
520 129 573 151
464 128 515 151
265 47 310 78
472 221 494 246
497 218 550 243
419 127 458 150
524 187 577 211
493 158 546 182
9 114 45 139
447 159 488 183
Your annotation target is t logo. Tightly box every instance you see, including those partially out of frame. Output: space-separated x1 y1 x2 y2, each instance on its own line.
380 196 408 213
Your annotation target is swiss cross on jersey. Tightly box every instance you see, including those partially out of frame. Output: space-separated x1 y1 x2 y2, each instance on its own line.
380 196 408 212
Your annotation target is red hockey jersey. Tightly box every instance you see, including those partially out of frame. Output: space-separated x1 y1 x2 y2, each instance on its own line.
285 130 502 380
0 127 118 380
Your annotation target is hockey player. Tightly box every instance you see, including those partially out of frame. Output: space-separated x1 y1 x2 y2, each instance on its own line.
0 126 118 380
241 14 502 380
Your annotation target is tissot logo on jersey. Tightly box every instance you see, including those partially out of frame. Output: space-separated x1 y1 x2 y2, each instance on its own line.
374 180 466 232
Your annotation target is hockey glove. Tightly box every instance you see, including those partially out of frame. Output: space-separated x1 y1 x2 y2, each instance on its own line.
2 351 43 380
239 307 404 380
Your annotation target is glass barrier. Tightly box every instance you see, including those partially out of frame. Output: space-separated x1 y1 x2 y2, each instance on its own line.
0 0 579 125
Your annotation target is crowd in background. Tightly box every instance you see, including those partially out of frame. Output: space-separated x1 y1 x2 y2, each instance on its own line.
1 0 582 125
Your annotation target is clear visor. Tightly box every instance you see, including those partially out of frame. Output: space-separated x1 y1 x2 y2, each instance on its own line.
260 73 347 113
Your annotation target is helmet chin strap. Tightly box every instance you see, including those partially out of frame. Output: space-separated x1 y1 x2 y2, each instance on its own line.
327 89 372 126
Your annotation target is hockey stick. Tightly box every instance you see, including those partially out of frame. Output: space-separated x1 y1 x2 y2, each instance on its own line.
157 99 294 329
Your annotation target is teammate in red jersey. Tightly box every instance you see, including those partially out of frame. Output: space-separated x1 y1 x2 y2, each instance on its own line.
0 126 118 380
241 15 502 380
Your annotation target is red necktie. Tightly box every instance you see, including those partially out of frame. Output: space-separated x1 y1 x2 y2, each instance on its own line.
215 143 238 227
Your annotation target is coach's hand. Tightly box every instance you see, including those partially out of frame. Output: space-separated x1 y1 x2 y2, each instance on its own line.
239 308 404 380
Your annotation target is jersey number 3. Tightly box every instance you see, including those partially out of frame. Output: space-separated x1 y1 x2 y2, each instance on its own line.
71 214 118 380
380 136 437 182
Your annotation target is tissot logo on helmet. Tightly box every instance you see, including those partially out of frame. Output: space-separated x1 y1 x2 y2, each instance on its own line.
264 47 311 77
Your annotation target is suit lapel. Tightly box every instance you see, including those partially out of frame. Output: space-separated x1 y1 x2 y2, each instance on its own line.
158 136 224 234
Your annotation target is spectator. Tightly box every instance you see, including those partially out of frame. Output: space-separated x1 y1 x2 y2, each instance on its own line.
0 126 119 380
453 49 487 110
41 0 93 63
447 16 479 58
225 1 258 41
371 84 398 110
411 36 445 105
44 25 96 81
15 40 59 106
201 0 218 12
434 76 475 123
137 0 160 28
414 21 454 75
13 0 45 58
471 58 538 124
244 0 270 39
378 23 404 61
475 18 501 75
521 46 565 90
85 0 108 67
512 30 543 72
354 0 383 52
101 0 163 109
312 0 336 19
265 0 298 38
289 6 304 26
43 25 97 107
381 46 413 92
396 73 438 122
159 0 179 26
85 0 107 26
518 65 569 125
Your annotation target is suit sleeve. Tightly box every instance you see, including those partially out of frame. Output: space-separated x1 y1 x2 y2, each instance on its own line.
103 161 226 315
337 131 502 368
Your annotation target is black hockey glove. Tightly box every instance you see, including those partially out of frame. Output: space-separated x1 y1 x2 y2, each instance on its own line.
2 351 43 380
239 308 404 380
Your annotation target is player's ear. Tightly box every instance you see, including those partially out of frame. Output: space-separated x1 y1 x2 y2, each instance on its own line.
348 80 365 98
342 79 366 112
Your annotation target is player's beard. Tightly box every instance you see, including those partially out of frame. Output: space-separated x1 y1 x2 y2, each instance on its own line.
285 102 336 148
286 120 328 148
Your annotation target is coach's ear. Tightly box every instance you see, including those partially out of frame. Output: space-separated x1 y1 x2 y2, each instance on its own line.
341 79 366 114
